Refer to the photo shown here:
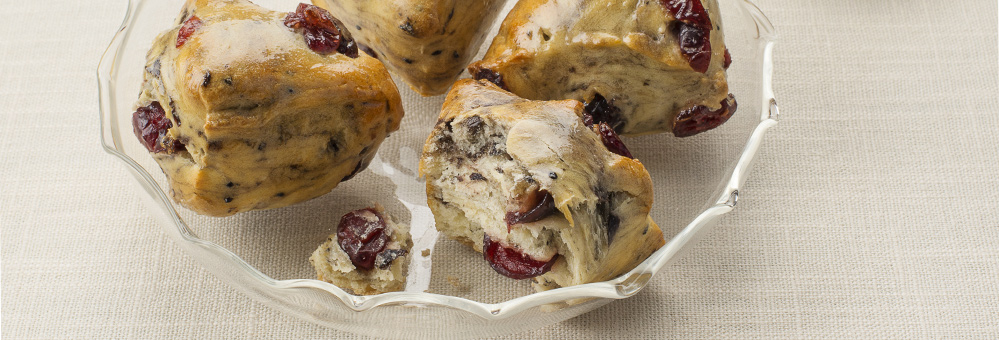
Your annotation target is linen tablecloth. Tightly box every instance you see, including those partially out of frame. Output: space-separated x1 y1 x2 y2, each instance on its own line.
2 0 997 338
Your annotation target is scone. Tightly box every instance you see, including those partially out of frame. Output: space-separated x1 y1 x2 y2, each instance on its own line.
311 0 506 96
131 0 403 216
468 0 736 136
311 206 412 295
419 79 665 291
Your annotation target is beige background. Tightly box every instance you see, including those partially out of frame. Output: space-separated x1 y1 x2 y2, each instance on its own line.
2 0 998 338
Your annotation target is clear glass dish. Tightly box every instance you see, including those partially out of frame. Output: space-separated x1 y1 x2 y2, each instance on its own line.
97 0 777 338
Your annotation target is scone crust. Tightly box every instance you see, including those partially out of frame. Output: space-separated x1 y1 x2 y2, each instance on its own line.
136 0 403 216
469 0 730 136
312 0 506 95
420 79 664 290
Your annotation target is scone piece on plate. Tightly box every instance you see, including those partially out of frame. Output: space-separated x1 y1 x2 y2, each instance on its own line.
311 206 412 295
311 0 507 96
419 79 665 292
469 0 735 137
131 0 403 216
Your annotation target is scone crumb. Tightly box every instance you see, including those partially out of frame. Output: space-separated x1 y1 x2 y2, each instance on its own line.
446 275 470 294
421 249 431 257
311 206 412 295
446 275 463 288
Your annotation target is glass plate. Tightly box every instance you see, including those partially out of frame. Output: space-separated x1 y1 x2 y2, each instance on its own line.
97 0 777 338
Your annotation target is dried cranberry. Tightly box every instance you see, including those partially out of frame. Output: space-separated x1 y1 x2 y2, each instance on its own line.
505 190 557 229
176 16 203 48
132 102 181 153
662 0 711 27
583 93 623 131
674 22 711 73
672 94 738 137
723 48 732 69
336 208 389 270
483 234 557 280
284 3 358 57
471 67 506 90
596 123 634 159
662 0 713 73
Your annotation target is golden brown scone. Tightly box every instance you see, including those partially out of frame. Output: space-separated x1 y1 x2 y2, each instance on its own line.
469 0 736 137
312 0 506 96
131 0 403 216
419 79 664 292
310 205 412 295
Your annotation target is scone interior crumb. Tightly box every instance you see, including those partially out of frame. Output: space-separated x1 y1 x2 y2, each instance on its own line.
420 80 666 292
430 114 563 263
310 207 412 295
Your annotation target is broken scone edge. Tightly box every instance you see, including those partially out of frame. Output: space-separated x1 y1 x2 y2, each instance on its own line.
419 79 665 292
310 205 412 295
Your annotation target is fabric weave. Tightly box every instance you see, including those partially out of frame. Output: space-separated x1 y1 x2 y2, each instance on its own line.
1 0 997 338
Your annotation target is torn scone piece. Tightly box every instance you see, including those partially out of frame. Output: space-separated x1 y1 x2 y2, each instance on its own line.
469 0 736 136
419 79 665 292
311 0 507 95
311 206 412 295
131 0 403 216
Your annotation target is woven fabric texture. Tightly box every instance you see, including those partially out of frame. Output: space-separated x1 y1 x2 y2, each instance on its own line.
2 0 998 338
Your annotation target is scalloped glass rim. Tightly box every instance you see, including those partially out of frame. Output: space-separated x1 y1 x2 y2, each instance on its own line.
97 0 777 337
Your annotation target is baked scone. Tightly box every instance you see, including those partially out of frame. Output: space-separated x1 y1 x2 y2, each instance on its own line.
468 0 736 136
419 79 665 291
310 206 412 295
131 0 403 216
311 0 506 96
